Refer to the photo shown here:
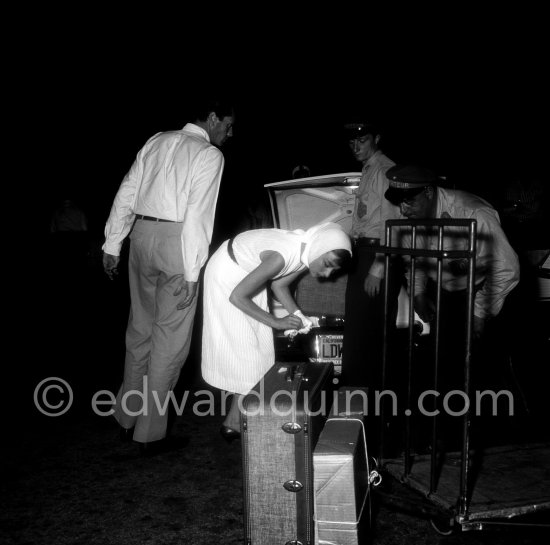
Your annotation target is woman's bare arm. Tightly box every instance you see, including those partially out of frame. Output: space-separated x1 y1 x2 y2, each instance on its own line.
229 251 303 331
270 269 307 315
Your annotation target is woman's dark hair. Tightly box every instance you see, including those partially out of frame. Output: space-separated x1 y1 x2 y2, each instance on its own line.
332 248 352 269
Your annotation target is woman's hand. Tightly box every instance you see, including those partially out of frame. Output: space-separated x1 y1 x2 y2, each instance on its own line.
273 314 304 331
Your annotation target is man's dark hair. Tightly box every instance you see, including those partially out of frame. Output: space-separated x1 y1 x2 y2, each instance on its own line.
332 248 352 269
190 97 235 122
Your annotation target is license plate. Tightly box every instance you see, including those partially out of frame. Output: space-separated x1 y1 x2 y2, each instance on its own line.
309 334 343 375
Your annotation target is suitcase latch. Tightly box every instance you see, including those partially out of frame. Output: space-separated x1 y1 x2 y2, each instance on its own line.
283 480 304 492
281 422 302 434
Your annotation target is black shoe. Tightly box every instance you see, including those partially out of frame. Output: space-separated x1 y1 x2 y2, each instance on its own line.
220 425 240 443
119 426 135 443
138 436 190 457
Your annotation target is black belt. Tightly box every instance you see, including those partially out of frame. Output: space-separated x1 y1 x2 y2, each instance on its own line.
227 238 238 264
353 237 380 247
135 214 175 223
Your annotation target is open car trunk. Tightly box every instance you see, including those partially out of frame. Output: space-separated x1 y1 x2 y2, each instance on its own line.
264 172 426 376
265 173 359 376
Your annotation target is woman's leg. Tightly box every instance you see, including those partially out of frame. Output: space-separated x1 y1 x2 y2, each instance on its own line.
223 393 245 431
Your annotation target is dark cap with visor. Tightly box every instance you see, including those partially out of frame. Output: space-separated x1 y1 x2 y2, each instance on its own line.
343 121 380 139
384 165 437 205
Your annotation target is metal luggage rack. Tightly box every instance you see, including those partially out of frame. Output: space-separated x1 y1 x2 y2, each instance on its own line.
374 218 550 534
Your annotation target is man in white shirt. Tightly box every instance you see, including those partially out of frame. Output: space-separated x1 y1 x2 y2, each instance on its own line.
384 165 521 452
103 97 234 454
384 164 520 338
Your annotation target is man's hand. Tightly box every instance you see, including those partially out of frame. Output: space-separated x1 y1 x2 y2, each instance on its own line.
473 315 486 340
103 252 120 281
414 293 436 323
175 280 198 310
364 274 382 298
448 258 469 276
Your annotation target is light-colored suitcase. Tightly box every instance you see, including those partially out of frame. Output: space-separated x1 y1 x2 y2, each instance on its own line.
313 387 380 545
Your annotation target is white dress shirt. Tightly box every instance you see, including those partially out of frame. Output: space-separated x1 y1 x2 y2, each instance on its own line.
103 123 224 281
406 188 520 320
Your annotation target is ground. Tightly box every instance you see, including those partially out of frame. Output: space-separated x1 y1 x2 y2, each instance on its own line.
2 239 548 544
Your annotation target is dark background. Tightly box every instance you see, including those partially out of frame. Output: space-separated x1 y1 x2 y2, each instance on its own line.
9 10 546 410
16 14 548 414
24 17 548 248
4 12 550 543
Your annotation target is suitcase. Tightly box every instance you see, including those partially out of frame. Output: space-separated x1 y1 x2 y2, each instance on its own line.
313 387 378 545
241 361 334 545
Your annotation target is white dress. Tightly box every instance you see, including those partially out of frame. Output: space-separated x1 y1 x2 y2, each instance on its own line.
201 229 306 395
